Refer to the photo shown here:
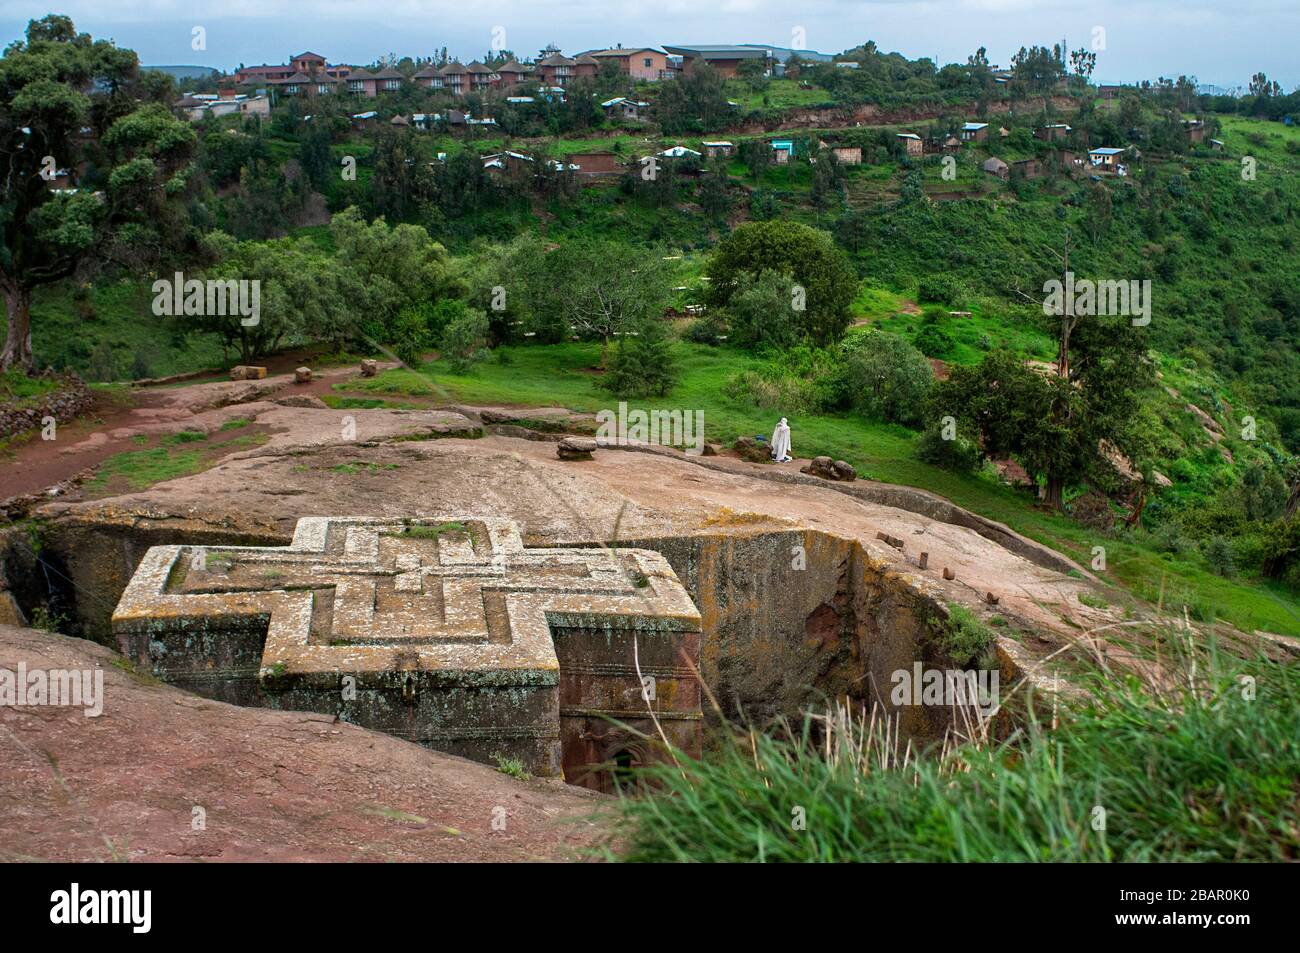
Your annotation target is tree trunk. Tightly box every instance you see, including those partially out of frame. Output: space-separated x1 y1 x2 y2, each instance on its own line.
1126 485 1149 527
1045 475 1066 512
2 285 34 372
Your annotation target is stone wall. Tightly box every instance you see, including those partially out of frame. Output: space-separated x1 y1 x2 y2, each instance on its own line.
0 373 93 440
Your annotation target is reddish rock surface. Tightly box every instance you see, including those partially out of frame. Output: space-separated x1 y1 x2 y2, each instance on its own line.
0 624 606 862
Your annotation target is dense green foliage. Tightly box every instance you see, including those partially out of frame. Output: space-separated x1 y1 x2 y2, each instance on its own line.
706 221 858 346
1 15 193 369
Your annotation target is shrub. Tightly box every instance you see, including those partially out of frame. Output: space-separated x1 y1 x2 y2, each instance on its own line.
842 331 934 426
750 189 780 220
88 341 118 382
722 369 822 416
1259 518 1300 587
1149 520 1192 556
915 426 982 472
913 324 954 358
916 274 967 306
683 313 725 346
1203 535 1237 577
602 317 678 398
389 306 434 366
439 307 490 373
936 603 997 668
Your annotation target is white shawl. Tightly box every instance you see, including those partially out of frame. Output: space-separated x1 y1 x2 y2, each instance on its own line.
771 418 792 462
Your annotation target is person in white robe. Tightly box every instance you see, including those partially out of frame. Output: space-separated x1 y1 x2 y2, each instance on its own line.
770 417 792 462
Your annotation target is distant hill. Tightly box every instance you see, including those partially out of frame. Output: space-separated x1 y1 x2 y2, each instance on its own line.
143 65 220 81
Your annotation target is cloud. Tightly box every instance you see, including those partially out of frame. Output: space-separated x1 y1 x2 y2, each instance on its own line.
1 0 1295 89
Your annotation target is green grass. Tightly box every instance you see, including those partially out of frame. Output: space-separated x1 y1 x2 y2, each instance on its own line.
399 520 468 539
869 301 1056 367
320 394 421 410
30 279 228 381
90 446 206 490
0 369 61 406
495 756 531 780
328 461 400 475
89 431 266 491
610 641 1300 861
725 78 835 111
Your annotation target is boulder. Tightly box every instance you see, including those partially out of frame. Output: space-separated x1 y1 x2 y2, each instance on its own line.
557 436 598 461
229 365 267 381
733 437 771 463
294 366 313 384
802 456 833 478
801 456 855 481
360 359 379 378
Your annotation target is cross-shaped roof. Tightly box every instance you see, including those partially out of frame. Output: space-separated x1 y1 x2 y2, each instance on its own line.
114 516 700 684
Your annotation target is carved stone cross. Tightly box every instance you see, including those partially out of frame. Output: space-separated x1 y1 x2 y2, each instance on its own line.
113 517 702 786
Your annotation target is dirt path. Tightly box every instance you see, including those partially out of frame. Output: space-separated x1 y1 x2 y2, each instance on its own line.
1 361 398 502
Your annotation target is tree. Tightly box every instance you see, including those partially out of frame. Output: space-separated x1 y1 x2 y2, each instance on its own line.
725 269 802 350
1068 48 1097 83
371 128 436 224
198 232 345 363
930 304 1151 511
328 206 458 344
510 240 672 349
842 331 934 426
739 138 771 180
735 57 769 92
1249 72 1281 98
603 316 678 397
1086 182 1113 243
811 147 846 209
1010 44 1065 106
439 307 490 373
705 221 858 346
651 64 730 135
698 163 734 222
1 16 195 369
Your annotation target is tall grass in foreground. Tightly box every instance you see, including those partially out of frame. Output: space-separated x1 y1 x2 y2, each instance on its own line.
610 641 1299 862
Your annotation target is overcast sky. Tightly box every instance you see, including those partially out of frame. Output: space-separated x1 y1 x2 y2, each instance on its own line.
2 0 1295 91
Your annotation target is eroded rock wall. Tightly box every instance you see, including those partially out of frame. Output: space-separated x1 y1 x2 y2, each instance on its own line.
609 529 960 743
